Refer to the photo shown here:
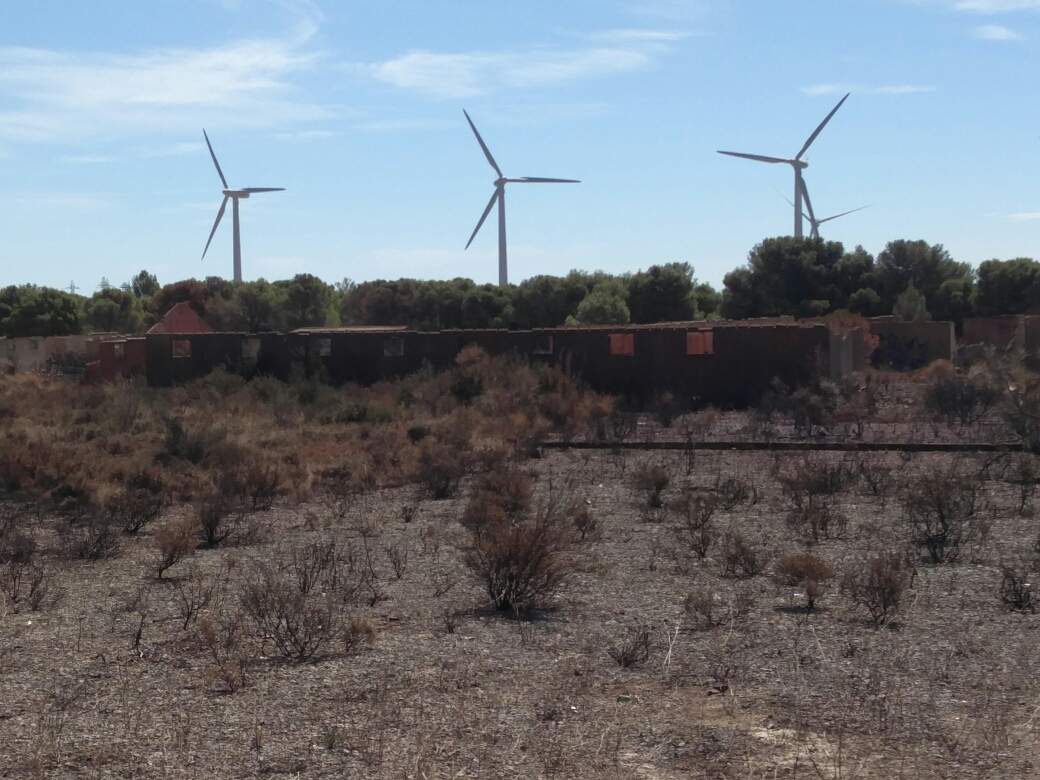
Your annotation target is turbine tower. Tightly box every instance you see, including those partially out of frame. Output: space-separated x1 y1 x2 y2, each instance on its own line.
463 110 580 286
718 93 850 239
200 129 285 284
782 183 870 240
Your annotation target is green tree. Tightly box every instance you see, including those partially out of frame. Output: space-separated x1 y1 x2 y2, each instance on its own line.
974 258 1040 316
575 282 630 325
279 273 333 329
0 285 82 337
128 270 160 299
874 240 972 314
84 288 144 333
627 262 698 323
893 283 930 322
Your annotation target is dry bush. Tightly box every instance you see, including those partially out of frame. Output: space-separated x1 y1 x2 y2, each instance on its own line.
999 563 1035 613
158 416 226 465
684 583 754 630
216 449 283 511
383 541 409 580
632 460 673 509
571 507 600 541
718 530 765 579
608 622 653 669
1 559 62 613
197 606 248 693
105 469 164 534
671 490 718 559
0 521 35 565
173 566 217 629
153 516 197 579
779 457 854 543
416 439 469 499
773 552 834 610
785 501 847 545
924 373 1000 426
856 459 895 504
63 513 120 561
714 476 753 510
902 469 982 564
841 551 912 626
463 514 570 613
460 468 532 535
195 492 248 549
650 390 681 428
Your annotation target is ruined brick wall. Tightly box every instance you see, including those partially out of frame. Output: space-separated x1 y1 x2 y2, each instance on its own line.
869 318 955 364
962 317 1024 350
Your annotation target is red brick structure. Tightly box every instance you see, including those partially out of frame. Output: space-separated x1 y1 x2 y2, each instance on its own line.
147 302 213 335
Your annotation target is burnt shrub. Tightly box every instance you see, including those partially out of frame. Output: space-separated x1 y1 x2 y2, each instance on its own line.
785 501 847 545
902 470 982 564
159 416 225 465
650 391 681 428
718 530 765 579
106 470 165 534
608 622 653 669
64 513 120 561
999 563 1035 613
463 515 570 613
153 516 197 579
773 552 834 611
197 606 248 693
683 584 754 630
406 424 430 444
632 460 672 509
195 492 248 549
215 450 283 511
841 551 912 626
417 440 469 500
714 476 753 511
924 374 1000 427
1 559 62 613
240 544 349 662
461 468 532 535
779 457 854 543
671 490 718 559
758 378 840 437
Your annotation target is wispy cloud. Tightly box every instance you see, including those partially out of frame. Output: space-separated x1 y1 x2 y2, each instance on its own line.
972 22 1024 36
801 83 936 96
954 0 1040 12
1 192 113 209
366 44 659 99
137 142 205 158
585 28 692 42
1008 211 1040 221
0 18 328 144
60 154 115 164
624 0 714 22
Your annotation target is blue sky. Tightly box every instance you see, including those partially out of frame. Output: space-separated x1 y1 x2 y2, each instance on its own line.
2 0 1039 291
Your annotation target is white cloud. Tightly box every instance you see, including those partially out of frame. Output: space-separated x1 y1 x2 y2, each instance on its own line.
1 192 112 209
0 20 328 144
972 22 1024 37
801 83 936 96
955 0 1040 11
60 154 115 164
586 28 692 42
366 38 673 99
1008 211 1040 221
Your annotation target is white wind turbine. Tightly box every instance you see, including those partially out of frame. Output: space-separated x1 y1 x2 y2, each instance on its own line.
718 93 850 239
200 129 285 284
463 110 580 286
780 183 871 240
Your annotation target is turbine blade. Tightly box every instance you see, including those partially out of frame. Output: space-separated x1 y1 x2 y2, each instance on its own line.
465 189 500 250
241 187 286 193
509 177 581 183
463 110 502 178
717 151 791 164
819 204 871 224
201 196 229 260
799 178 817 225
203 129 229 189
796 92 849 161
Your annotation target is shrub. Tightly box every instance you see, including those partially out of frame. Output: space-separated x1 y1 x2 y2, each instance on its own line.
718 531 765 579
1 560 62 613
64 514 120 561
450 372 483 405
841 551 912 626
571 507 600 541
683 584 753 630
173 566 217 629
198 607 248 693
902 470 981 564
463 515 569 613
671 491 718 558
773 552 834 610
608 623 653 669
416 440 469 499
216 451 283 511
460 468 532 534
106 470 165 534
924 374 1000 426
785 501 847 545
406 425 430 444
714 476 752 511
159 416 225 465
632 461 672 509
153 517 197 579
195 492 247 549
999 564 1035 613
650 391 681 428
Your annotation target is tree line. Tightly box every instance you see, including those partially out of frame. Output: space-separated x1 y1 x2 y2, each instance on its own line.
2 237 1039 338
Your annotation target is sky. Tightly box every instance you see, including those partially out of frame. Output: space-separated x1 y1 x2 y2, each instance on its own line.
2 0 1040 292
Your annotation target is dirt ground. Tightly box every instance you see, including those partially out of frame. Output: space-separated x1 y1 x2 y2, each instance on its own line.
2 434 1039 779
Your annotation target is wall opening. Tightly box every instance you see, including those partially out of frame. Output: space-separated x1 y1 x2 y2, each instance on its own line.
609 333 635 356
172 339 192 359
533 335 554 355
243 338 261 362
113 342 125 360
314 337 332 358
686 330 714 356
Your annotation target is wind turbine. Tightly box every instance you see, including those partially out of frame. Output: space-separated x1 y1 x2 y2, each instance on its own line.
780 183 871 240
718 93 850 239
463 110 580 287
200 129 285 284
